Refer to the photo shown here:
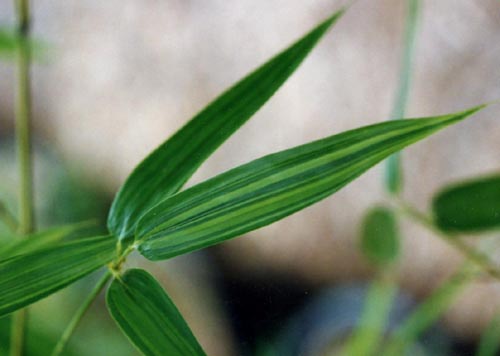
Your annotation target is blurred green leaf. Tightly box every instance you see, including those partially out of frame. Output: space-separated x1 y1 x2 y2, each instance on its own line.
0 28 17 57
343 276 397 356
382 264 475 356
136 106 483 261
0 235 115 317
476 314 500 356
0 27 48 61
107 10 345 241
432 174 500 233
360 206 400 266
0 314 79 356
0 221 96 258
106 269 206 356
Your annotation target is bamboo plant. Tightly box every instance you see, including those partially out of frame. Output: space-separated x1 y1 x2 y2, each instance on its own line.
1 3 498 356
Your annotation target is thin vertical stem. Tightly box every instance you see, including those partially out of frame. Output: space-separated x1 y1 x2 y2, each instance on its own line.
15 0 34 235
50 271 112 356
385 0 420 195
10 0 33 355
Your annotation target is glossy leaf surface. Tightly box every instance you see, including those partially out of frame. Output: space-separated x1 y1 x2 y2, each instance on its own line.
433 174 500 233
137 106 482 260
360 206 400 266
107 10 344 240
0 235 115 317
106 269 206 356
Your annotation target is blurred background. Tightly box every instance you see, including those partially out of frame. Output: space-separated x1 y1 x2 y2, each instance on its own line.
1 0 500 355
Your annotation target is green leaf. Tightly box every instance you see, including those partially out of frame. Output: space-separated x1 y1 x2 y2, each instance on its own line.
382 264 475 356
136 106 483 260
106 269 206 356
432 174 500 233
107 10 345 240
0 235 115 317
0 221 95 258
0 315 11 354
0 28 18 57
0 27 48 60
360 206 400 266
476 314 500 356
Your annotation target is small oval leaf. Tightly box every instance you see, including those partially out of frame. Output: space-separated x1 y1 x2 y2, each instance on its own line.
106 269 206 356
107 10 345 240
0 235 115 317
360 206 399 266
432 174 500 233
136 106 482 260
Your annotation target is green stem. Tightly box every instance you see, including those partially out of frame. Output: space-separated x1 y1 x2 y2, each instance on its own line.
15 0 34 235
10 0 33 355
382 263 476 356
50 271 112 356
395 199 500 280
385 0 420 195
342 271 397 356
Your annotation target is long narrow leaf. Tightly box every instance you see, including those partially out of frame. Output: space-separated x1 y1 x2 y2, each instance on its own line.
0 221 95 258
107 10 345 240
0 235 115 317
106 269 206 356
136 106 483 260
432 174 500 233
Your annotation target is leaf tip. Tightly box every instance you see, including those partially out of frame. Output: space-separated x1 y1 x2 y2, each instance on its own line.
322 7 347 30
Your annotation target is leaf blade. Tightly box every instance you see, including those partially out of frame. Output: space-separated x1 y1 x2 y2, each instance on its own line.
106 268 206 356
432 174 500 233
0 221 95 258
136 106 483 260
107 10 345 240
0 235 115 317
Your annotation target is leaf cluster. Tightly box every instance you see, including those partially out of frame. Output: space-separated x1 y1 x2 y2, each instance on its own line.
1 6 496 355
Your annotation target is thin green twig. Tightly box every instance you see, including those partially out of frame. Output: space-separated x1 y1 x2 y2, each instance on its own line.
50 271 112 356
382 263 477 356
342 271 397 356
14 0 34 236
10 0 33 355
385 0 420 195
395 199 500 280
